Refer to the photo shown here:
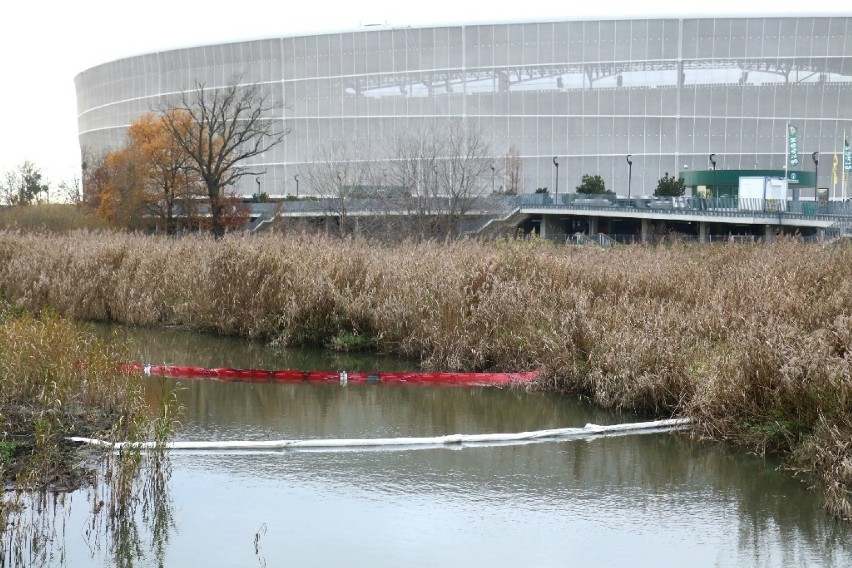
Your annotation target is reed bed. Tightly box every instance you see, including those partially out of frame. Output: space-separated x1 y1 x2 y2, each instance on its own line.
0 308 177 564
0 231 849 519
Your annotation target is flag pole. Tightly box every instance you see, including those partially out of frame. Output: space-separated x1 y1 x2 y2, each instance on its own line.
785 121 789 183
833 143 838 201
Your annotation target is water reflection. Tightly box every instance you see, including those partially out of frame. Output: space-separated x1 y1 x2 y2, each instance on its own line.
52 325 852 567
97 323 419 371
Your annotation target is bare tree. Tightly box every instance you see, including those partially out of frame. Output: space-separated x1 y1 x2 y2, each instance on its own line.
160 78 287 237
304 142 375 236
435 120 493 236
80 146 110 210
503 145 523 195
387 120 493 238
386 124 443 238
58 176 83 204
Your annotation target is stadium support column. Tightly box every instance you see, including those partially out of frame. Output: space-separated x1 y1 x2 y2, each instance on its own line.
588 216 599 237
641 218 651 244
699 221 709 244
764 224 774 243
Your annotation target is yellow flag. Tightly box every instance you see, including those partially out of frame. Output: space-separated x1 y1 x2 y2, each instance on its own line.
834 153 839 185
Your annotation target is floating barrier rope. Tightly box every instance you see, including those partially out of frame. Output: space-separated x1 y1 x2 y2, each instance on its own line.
69 418 691 451
122 363 539 387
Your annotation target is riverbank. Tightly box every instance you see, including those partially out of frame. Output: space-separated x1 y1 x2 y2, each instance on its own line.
0 309 177 563
0 231 848 519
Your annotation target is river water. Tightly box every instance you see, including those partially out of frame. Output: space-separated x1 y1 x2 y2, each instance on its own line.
57 326 852 566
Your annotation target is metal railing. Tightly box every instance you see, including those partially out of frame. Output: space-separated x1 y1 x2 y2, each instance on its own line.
517 193 852 222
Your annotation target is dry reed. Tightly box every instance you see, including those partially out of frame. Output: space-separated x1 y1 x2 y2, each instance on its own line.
0 308 177 564
0 231 848 519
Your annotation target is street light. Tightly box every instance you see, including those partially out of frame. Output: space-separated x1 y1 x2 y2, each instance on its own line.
294 174 300 198
490 163 496 195
626 154 633 199
813 151 820 209
552 157 559 204
709 154 717 197
255 176 261 196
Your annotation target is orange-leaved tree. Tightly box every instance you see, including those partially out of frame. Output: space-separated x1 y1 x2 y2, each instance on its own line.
128 111 203 234
96 145 149 230
94 113 204 232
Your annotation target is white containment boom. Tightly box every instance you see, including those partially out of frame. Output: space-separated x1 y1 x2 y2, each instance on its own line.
69 418 691 452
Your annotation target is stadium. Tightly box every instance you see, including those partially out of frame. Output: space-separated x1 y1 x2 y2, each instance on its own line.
76 15 852 199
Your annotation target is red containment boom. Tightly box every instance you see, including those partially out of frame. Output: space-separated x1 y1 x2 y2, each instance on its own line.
122 363 538 387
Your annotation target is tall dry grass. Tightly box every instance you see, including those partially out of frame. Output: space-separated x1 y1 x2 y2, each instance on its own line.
0 231 849 518
0 204 108 233
0 308 177 563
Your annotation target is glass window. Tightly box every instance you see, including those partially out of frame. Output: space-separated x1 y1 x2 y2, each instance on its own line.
419 29 435 70
582 117 599 156
434 27 450 70
811 18 830 57
523 24 538 65
612 89 629 115
464 27 479 67
629 20 648 61
628 88 645 116
725 86 743 116
353 32 367 75
773 84 792 117
741 85 758 116
538 23 554 65
662 19 679 59
827 18 849 57
508 24 523 66
553 116 568 156
681 20 698 60
536 117 552 156
644 88 662 116
760 19 782 58
627 116 644 153
478 25 495 68
725 118 743 154
567 22 584 63
599 116 615 154
660 87 677 115
712 19 732 59
647 20 664 61
613 20 630 62
757 84 775 115
539 91 554 116
745 19 764 58
710 86 726 115
598 21 615 62
679 86 696 117
448 27 463 68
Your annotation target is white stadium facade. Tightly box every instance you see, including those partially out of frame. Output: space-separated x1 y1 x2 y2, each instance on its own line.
76 14 852 198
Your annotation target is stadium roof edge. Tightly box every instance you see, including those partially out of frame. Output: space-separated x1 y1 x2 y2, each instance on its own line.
75 11 852 80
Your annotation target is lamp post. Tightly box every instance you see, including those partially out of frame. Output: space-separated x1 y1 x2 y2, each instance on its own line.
626 154 633 199
490 164 495 195
255 176 261 196
294 174 300 198
552 156 559 204
813 151 820 210
709 154 717 198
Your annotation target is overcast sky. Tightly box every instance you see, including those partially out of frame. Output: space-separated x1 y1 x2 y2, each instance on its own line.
0 0 846 186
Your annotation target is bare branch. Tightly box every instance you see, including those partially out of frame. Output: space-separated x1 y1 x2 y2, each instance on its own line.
159 77 288 237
